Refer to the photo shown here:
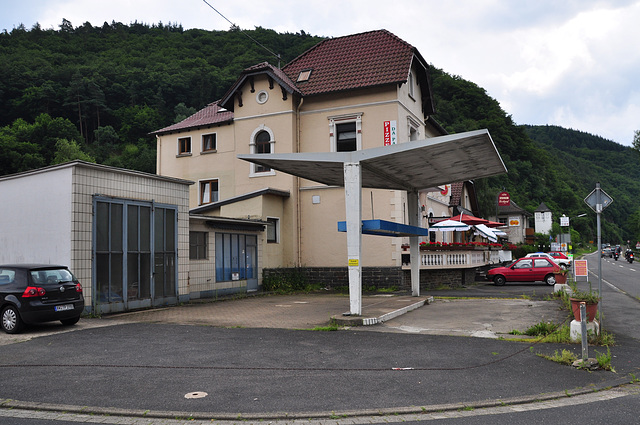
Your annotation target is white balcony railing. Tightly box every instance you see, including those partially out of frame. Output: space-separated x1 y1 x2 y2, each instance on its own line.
402 249 511 270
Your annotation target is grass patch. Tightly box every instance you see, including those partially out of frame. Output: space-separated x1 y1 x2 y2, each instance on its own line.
310 325 340 331
537 349 578 365
594 346 615 372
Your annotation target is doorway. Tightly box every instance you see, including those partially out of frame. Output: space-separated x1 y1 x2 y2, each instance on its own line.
93 197 178 314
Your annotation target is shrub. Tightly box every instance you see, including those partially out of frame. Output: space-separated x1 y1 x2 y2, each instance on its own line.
262 268 307 293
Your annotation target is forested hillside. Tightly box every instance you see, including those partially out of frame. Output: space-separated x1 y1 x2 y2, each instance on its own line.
0 21 322 172
1 21 639 244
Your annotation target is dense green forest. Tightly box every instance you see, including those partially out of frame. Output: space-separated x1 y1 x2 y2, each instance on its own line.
1 21 639 245
0 21 323 172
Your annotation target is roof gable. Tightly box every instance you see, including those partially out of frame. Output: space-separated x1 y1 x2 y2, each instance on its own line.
219 62 301 111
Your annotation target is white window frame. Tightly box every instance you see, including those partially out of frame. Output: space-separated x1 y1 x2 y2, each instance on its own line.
202 133 217 153
266 217 280 244
249 125 276 177
328 113 363 152
256 90 269 104
407 116 421 141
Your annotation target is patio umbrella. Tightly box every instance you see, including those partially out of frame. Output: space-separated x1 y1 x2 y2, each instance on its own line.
429 219 471 232
483 219 505 228
473 224 498 242
447 214 489 225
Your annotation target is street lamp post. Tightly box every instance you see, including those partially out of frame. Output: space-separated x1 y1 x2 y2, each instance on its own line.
560 213 587 252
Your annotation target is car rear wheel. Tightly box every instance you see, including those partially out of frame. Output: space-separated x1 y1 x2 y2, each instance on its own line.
545 274 556 286
493 275 506 286
1 305 24 334
60 316 80 326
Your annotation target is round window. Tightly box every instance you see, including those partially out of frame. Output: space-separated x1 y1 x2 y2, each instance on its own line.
256 91 268 104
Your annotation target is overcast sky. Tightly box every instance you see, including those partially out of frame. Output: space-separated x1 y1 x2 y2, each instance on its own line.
2 0 639 146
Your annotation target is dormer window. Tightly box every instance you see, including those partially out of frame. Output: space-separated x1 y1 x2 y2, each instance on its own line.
297 69 312 82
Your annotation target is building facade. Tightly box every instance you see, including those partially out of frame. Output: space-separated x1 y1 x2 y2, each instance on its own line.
0 161 192 315
153 30 458 291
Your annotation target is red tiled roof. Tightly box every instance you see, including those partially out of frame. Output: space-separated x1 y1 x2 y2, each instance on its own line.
282 29 417 96
151 101 233 135
449 182 464 206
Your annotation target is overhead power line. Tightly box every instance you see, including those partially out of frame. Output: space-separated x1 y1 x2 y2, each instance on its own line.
201 0 281 67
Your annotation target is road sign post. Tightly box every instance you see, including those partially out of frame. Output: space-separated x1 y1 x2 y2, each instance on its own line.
584 182 613 331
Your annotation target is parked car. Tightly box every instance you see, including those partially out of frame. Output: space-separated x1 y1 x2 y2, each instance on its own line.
548 251 569 260
525 252 571 269
487 257 561 286
0 264 84 334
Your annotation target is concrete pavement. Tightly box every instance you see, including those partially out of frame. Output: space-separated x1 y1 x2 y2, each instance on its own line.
0 284 639 422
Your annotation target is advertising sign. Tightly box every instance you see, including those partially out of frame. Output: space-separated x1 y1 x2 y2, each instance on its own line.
498 191 510 206
383 120 397 146
508 216 520 226
574 259 588 278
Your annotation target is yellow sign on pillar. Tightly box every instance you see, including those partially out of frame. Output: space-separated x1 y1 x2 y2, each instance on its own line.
348 259 359 267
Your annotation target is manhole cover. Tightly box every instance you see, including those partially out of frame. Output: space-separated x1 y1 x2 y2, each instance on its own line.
184 392 208 399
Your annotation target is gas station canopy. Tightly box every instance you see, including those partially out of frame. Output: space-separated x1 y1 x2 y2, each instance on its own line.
238 129 507 316
238 129 507 191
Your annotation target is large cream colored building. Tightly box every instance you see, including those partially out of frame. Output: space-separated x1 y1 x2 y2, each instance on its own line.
153 30 464 295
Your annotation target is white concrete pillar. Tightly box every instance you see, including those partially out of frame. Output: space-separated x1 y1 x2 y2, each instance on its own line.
344 162 362 315
407 191 420 296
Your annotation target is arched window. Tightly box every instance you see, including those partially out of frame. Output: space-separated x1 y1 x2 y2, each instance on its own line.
249 126 276 176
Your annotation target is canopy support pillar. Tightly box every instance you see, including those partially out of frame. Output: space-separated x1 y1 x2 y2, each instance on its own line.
344 162 362 315
408 190 421 296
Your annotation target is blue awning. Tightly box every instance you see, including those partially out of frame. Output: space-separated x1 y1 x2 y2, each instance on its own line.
337 219 430 237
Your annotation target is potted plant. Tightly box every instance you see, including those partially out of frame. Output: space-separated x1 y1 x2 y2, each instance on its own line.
568 282 600 322
553 269 568 284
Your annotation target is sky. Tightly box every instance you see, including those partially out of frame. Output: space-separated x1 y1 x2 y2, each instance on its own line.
2 0 639 147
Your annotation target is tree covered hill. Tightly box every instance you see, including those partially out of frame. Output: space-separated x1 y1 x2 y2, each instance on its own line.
1 21 639 244
0 21 323 172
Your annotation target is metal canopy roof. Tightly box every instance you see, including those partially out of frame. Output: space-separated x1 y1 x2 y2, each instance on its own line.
238 129 507 191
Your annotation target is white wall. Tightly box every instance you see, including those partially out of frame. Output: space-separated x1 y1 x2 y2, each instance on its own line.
0 167 73 265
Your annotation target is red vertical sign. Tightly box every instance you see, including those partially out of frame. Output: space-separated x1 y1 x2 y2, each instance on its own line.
383 121 391 146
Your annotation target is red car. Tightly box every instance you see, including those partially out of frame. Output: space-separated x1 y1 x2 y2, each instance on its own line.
487 257 561 286
548 251 569 260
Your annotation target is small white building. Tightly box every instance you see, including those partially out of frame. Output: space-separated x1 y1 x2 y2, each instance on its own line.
534 202 553 235
0 161 192 315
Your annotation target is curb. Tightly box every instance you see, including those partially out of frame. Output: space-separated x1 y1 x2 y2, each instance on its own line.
331 297 432 326
1 376 635 421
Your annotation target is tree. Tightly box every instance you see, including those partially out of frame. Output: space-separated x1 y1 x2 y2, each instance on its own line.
53 138 96 164
633 130 640 154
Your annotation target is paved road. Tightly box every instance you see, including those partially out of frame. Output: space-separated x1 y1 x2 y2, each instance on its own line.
0 277 638 424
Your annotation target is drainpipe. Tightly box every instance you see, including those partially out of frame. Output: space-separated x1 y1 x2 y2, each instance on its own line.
296 96 304 266
156 135 161 175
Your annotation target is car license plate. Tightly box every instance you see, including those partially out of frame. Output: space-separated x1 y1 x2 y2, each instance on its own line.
55 304 74 312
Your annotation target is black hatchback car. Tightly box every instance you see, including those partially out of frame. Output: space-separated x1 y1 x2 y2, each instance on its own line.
0 264 84 334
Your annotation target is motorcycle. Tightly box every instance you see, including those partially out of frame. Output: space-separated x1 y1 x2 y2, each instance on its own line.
614 251 620 261
628 252 634 264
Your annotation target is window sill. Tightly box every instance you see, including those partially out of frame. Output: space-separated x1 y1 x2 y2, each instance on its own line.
201 150 217 155
250 170 276 177
176 153 192 158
